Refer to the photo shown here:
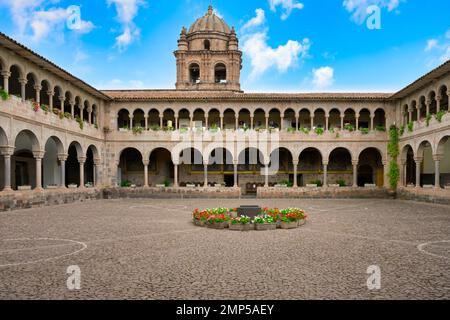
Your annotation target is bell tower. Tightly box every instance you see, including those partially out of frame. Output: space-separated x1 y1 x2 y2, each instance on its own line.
174 5 242 91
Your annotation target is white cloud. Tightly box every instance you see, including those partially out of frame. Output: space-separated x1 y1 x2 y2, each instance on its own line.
241 8 310 79
242 9 265 30
425 39 438 52
107 0 146 51
343 0 404 24
425 28 450 65
268 0 304 20
0 0 94 42
312 66 334 89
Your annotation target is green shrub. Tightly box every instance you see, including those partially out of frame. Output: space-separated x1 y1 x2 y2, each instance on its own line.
300 127 310 134
375 125 386 132
0 88 9 101
407 121 414 132
359 127 369 135
287 127 296 133
425 113 432 127
133 126 144 135
344 123 354 132
387 125 400 190
309 180 323 187
121 180 132 188
64 112 72 119
336 179 347 187
315 127 324 135
435 110 447 123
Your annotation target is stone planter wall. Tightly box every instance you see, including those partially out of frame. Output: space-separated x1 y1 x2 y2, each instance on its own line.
102 187 242 199
257 187 391 199
397 187 450 206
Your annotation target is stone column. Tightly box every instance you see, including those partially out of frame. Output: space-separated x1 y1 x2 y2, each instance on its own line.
265 116 269 130
325 115 329 131
173 163 179 187
383 161 389 188
1 147 14 191
33 151 44 191
233 162 238 188
204 163 208 187
295 116 299 131
205 116 209 130
174 116 178 130
399 159 406 187
355 116 360 131
433 155 442 189
436 96 441 113
310 116 314 129
160 115 164 129
250 116 254 130
47 91 54 112
58 154 68 188
59 96 65 113
280 116 284 130
78 157 86 188
129 115 134 129
370 115 375 131
93 159 101 187
235 115 239 130
323 161 329 187
414 157 423 188
426 99 430 116
19 78 27 102
88 107 92 125
340 115 345 130
144 115 149 131
143 160 149 188
352 160 358 187
34 85 41 104
293 160 299 188
189 116 193 129
416 105 420 121
1 71 11 94
264 164 269 187
220 116 224 130
70 100 75 118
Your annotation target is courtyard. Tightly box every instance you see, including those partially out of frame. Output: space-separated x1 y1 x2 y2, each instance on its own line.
0 198 449 300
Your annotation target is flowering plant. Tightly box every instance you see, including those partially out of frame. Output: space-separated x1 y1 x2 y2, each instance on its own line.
262 207 280 220
32 101 40 112
192 208 212 222
207 213 229 224
230 215 251 225
253 215 275 224
280 208 307 222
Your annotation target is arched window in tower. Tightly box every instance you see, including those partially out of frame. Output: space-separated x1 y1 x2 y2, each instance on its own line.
204 40 211 50
189 63 200 84
215 63 227 83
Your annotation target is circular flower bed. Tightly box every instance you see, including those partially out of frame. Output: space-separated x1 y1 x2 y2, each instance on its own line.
192 207 308 231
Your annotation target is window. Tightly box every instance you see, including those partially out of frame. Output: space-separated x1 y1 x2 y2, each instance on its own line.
214 63 226 83
189 63 200 84
204 40 211 50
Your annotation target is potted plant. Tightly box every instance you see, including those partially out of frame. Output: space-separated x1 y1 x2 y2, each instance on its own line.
280 214 298 229
315 127 324 135
253 215 277 231
229 215 253 231
192 208 211 227
281 208 307 227
0 88 10 101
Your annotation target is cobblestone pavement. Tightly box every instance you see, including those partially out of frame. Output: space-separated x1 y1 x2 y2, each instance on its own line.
0 199 449 300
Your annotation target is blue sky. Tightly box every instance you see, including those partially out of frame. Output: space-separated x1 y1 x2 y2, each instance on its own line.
0 0 448 93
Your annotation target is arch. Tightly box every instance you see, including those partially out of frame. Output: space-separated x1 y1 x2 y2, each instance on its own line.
193 108 205 128
329 108 341 130
43 136 64 188
83 100 90 122
299 108 311 129
359 108 371 129
313 108 326 129
0 126 9 146
13 130 41 190
64 91 73 115
238 108 251 129
25 72 38 101
214 63 227 83
84 145 98 186
298 147 323 186
189 63 200 84
133 108 145 129
401 145 415 186
439 85 449 112
237 147 266 194
40 80 51 107
284 108 296 130
269 147 293 185
268 108 281 129
357 147 383 187
253 108 266 129
208 108 221 129
223 108 236 129
118 147 144 187
418 96 427 120
416 140 434 158
53 86 64 112
205 147 234 187
9 64 23 97
178 147 204 187
148 147 174 187
162 108 175 130
429 91 437 115
74 96 82 119
373 108 386 131
411 101 418 122
328 147 353 186
436 136 450 188
416 140 434 187
343 108 356 130
118 109 130 130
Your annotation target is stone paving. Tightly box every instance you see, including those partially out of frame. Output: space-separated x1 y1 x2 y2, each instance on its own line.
0 198 449 300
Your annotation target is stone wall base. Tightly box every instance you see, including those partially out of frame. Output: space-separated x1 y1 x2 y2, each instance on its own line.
0 188 102 212
102 187 242 200
397 187 450 205
257 187 391 199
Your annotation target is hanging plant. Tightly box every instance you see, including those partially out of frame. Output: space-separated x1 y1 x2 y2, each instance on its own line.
387 125 400 191
0 88 10 101
425 113 432 127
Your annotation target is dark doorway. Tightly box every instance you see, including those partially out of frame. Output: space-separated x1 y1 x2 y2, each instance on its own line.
224 174 234 187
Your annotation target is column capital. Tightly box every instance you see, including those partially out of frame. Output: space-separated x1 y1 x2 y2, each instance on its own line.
58 95 65 102
352 160 359 166
323 160 329 166
433 154 443 162
173 161 180 166
399 158 407 166
33 151 45 159
69 100 75 106
58 153 68 162
93 158 102 166
18 78 28 85
33 85 42 91
0 146 15 156
142 159 150 166
292 160 299 166
414 157 423 163
78 156 87 164
129 114 134 119
1 70 11 77
47 90 54 97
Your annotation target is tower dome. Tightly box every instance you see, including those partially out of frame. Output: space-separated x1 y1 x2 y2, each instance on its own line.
188 5 231 34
